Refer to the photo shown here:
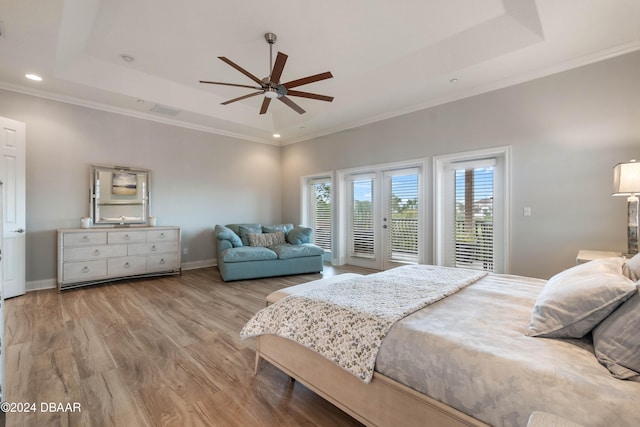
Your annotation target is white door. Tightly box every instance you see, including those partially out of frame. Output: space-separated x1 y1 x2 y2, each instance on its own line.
346 167 423 270
0 117 26 298
382 169 421 270
346 173 378 269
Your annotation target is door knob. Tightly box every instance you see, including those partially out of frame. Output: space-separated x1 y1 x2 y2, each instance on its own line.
14 228 25 233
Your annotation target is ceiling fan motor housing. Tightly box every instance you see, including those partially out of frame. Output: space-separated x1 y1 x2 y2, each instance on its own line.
265 33 277 44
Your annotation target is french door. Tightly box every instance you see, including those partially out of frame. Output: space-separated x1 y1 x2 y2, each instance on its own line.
345 166 423 270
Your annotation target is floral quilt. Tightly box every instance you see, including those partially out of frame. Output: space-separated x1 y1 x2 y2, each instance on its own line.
240 264 487 383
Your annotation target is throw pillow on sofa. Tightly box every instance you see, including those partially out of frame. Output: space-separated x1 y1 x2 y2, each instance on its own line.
287 225 313 245
248 231 286 247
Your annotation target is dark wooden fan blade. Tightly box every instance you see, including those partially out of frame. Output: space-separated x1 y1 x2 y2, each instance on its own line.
259 97 272 115
221 91 263 105
286 90 334 102
279 96 305 114
199 81 262 90
283 71 333 89
270 52 288 84
218 57 264 85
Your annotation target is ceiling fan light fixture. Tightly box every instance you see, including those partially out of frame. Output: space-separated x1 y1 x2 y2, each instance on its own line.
264 87 279 99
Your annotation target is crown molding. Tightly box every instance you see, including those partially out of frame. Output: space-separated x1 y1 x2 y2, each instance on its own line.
0 81 280 146
281 41 640 146
2 41 639 148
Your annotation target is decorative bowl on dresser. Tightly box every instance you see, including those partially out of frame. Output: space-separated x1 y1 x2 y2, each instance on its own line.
57 226 181 291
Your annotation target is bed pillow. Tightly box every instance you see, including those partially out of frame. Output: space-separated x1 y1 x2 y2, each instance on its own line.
286 225 313 245
622 253 640 282
248 231 286 247
527 258 637 338
593 287 640 381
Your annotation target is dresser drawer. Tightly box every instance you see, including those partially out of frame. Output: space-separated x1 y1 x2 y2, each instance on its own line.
58 226 180 290
63 260 107 283
108 231 146 244
146 229 178 242
128 242 178 256
64 245 127 262
64 232 107 247
147 254 179 272
108 256 146 276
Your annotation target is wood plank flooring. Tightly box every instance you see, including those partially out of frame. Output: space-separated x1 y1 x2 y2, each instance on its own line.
4 265 374 427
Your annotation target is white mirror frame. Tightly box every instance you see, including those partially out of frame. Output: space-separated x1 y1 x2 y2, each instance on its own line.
90 165 151 226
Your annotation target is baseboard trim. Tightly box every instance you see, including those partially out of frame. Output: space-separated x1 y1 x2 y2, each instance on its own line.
181 259 216 270
27 279 57 292
26 260 217 292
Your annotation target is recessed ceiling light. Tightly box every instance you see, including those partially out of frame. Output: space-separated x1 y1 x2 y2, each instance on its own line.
273 133 281 138
450 78 459 83
120 54 135 63
25 73 42 81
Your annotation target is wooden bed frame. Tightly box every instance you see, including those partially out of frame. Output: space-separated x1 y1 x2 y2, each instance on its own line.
255 334 489 427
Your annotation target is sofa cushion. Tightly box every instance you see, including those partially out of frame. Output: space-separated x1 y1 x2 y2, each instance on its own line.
215 225 243 247
229 224 262 246
248 231 286 247
286 225 313 245
263 224 294 235
271 243 324 260
221 247 277 263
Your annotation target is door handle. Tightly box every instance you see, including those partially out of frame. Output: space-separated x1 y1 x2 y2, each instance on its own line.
14 228 25 233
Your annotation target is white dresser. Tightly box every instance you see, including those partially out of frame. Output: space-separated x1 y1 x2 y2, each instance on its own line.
57 226 181 290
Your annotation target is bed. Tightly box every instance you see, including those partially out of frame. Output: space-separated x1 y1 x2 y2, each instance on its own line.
241 258 640 427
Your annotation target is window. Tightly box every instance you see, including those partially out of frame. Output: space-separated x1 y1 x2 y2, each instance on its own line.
350 174 375 258
386 170 420 264
434 147 510 273
453 161 495 270
310 178 332 251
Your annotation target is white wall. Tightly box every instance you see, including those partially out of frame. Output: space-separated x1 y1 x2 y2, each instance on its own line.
2 50 639 286
0 90 282 286
281 51 640 279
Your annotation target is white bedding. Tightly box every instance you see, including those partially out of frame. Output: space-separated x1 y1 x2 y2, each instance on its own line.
376 273 640 427
241 264 486 382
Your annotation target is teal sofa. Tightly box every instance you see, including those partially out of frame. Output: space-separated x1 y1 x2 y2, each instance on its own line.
215 223 324 281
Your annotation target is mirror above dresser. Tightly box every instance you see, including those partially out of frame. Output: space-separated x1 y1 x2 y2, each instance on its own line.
90 164 150 226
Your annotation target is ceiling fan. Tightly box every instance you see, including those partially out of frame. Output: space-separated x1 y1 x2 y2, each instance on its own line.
199 33 334 115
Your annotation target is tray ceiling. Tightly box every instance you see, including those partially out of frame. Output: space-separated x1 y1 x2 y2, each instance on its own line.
0 0 638 145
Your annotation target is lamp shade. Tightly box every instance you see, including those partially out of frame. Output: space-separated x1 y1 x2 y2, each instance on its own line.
613 160 640 195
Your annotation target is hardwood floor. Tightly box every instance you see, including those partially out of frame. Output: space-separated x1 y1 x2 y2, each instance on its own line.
4 265 374 427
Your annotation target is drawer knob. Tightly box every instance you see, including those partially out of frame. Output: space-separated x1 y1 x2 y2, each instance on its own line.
94 249 100 256
160 233 165 238
159 258 165 264
82 266 90 273
82 235 89 240
151 245 157 252
124 262 130 269
124 234 130 240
